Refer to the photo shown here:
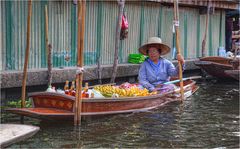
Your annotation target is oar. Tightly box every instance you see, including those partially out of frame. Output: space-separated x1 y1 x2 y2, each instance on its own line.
163 76 202 85
173 0 184 101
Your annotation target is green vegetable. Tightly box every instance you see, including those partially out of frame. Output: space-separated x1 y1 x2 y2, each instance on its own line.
6 99 32 108
128 54 147 64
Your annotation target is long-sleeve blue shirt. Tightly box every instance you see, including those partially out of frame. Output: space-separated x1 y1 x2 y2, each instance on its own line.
138 58 184 91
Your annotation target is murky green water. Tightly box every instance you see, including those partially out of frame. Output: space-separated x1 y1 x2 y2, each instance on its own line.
2 80 240 148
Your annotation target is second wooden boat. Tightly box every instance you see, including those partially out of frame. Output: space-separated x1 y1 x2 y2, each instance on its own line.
224 70 240 80
194 56 235 79
6 79 198 121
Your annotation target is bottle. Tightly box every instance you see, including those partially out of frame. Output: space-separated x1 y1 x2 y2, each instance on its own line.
64 80 70 95
70 81 76 96
46 85 53 92
90 92 94 98
82 82 89 98
218 47 226 57
46 85 56 92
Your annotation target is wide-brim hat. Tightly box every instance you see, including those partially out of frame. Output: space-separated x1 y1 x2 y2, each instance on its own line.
138 37 170 56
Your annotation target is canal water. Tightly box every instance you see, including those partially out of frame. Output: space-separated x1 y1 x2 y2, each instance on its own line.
2 79 239 148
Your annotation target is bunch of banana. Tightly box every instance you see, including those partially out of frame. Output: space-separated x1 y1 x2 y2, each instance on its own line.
94 85 157 97
93 85 115 97
124 87 157 97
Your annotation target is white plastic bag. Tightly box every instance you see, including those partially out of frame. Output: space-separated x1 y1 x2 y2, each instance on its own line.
91 89 105 98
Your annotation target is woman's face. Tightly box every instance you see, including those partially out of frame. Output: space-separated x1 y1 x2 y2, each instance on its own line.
148 47 160 62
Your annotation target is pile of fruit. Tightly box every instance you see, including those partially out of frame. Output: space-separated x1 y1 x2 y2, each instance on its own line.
93 85 157 97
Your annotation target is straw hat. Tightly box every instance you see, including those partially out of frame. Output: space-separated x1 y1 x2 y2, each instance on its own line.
138 37 170 55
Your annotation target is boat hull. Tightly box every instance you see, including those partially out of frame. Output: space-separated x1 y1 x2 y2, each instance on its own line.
224 70 240 80
6 80 198 120
194 56 234 78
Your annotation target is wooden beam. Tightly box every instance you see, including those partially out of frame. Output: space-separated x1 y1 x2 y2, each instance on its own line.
74 0 86 126
45 5 52 87
110 0 125 83
21 0 32 108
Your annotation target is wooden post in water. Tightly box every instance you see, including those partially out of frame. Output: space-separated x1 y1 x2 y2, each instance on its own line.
201 1 210 57
21 0 32 108
110 0 125 83
45 5 52 86
173 0 184 101
74 0 86 126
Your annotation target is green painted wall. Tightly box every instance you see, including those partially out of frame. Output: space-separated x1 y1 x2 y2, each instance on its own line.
1 1 225 71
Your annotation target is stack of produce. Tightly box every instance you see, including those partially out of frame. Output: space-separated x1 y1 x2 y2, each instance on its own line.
93 84 157 98
128 54 147 64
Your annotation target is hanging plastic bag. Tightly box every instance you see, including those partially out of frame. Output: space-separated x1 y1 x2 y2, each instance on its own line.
120 13 128 40
121 14 128 30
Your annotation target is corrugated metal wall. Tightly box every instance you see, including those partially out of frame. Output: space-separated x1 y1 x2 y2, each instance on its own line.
0 1 4 71
48 1 74 68
1 1 225 71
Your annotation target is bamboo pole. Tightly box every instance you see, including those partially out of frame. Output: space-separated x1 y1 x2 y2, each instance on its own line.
47 43 52 86
97 56 102 84
21 0 32 108
173 0 184 101
74 0 86 126
45 5 49 60
110 0 125 83
45 5 52 87
201 1 210 57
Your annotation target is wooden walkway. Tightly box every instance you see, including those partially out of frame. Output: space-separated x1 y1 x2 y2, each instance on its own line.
0 124 39 148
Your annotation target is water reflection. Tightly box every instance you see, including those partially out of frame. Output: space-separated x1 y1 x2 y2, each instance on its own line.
5 80 240 148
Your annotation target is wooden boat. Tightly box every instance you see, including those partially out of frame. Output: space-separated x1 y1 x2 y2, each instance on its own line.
194 56 235 79
224 70 240 80
0 124 39 148
224 58 240 80
6 79 198 121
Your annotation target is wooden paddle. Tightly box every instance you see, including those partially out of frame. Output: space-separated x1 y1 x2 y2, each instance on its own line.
173 0 184 101
21 0 32 108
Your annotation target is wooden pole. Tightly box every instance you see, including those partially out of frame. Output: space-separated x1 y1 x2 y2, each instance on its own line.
97 56 102 84
47 44 52 86
45 5 52 87
201 1 210 57
173 0 184 101
110 0 125 83
74 0 86 126
45 5 49 60
21 0 32 108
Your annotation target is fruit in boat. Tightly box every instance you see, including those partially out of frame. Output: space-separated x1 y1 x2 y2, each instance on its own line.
93 85 157 98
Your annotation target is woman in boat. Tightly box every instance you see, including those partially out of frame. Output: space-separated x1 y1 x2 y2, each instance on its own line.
138 37 185 92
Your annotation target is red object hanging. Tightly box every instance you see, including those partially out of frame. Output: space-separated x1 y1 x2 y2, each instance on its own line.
121 15 128 30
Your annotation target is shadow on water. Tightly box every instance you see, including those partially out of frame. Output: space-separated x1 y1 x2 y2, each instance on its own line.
2 79 240 148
